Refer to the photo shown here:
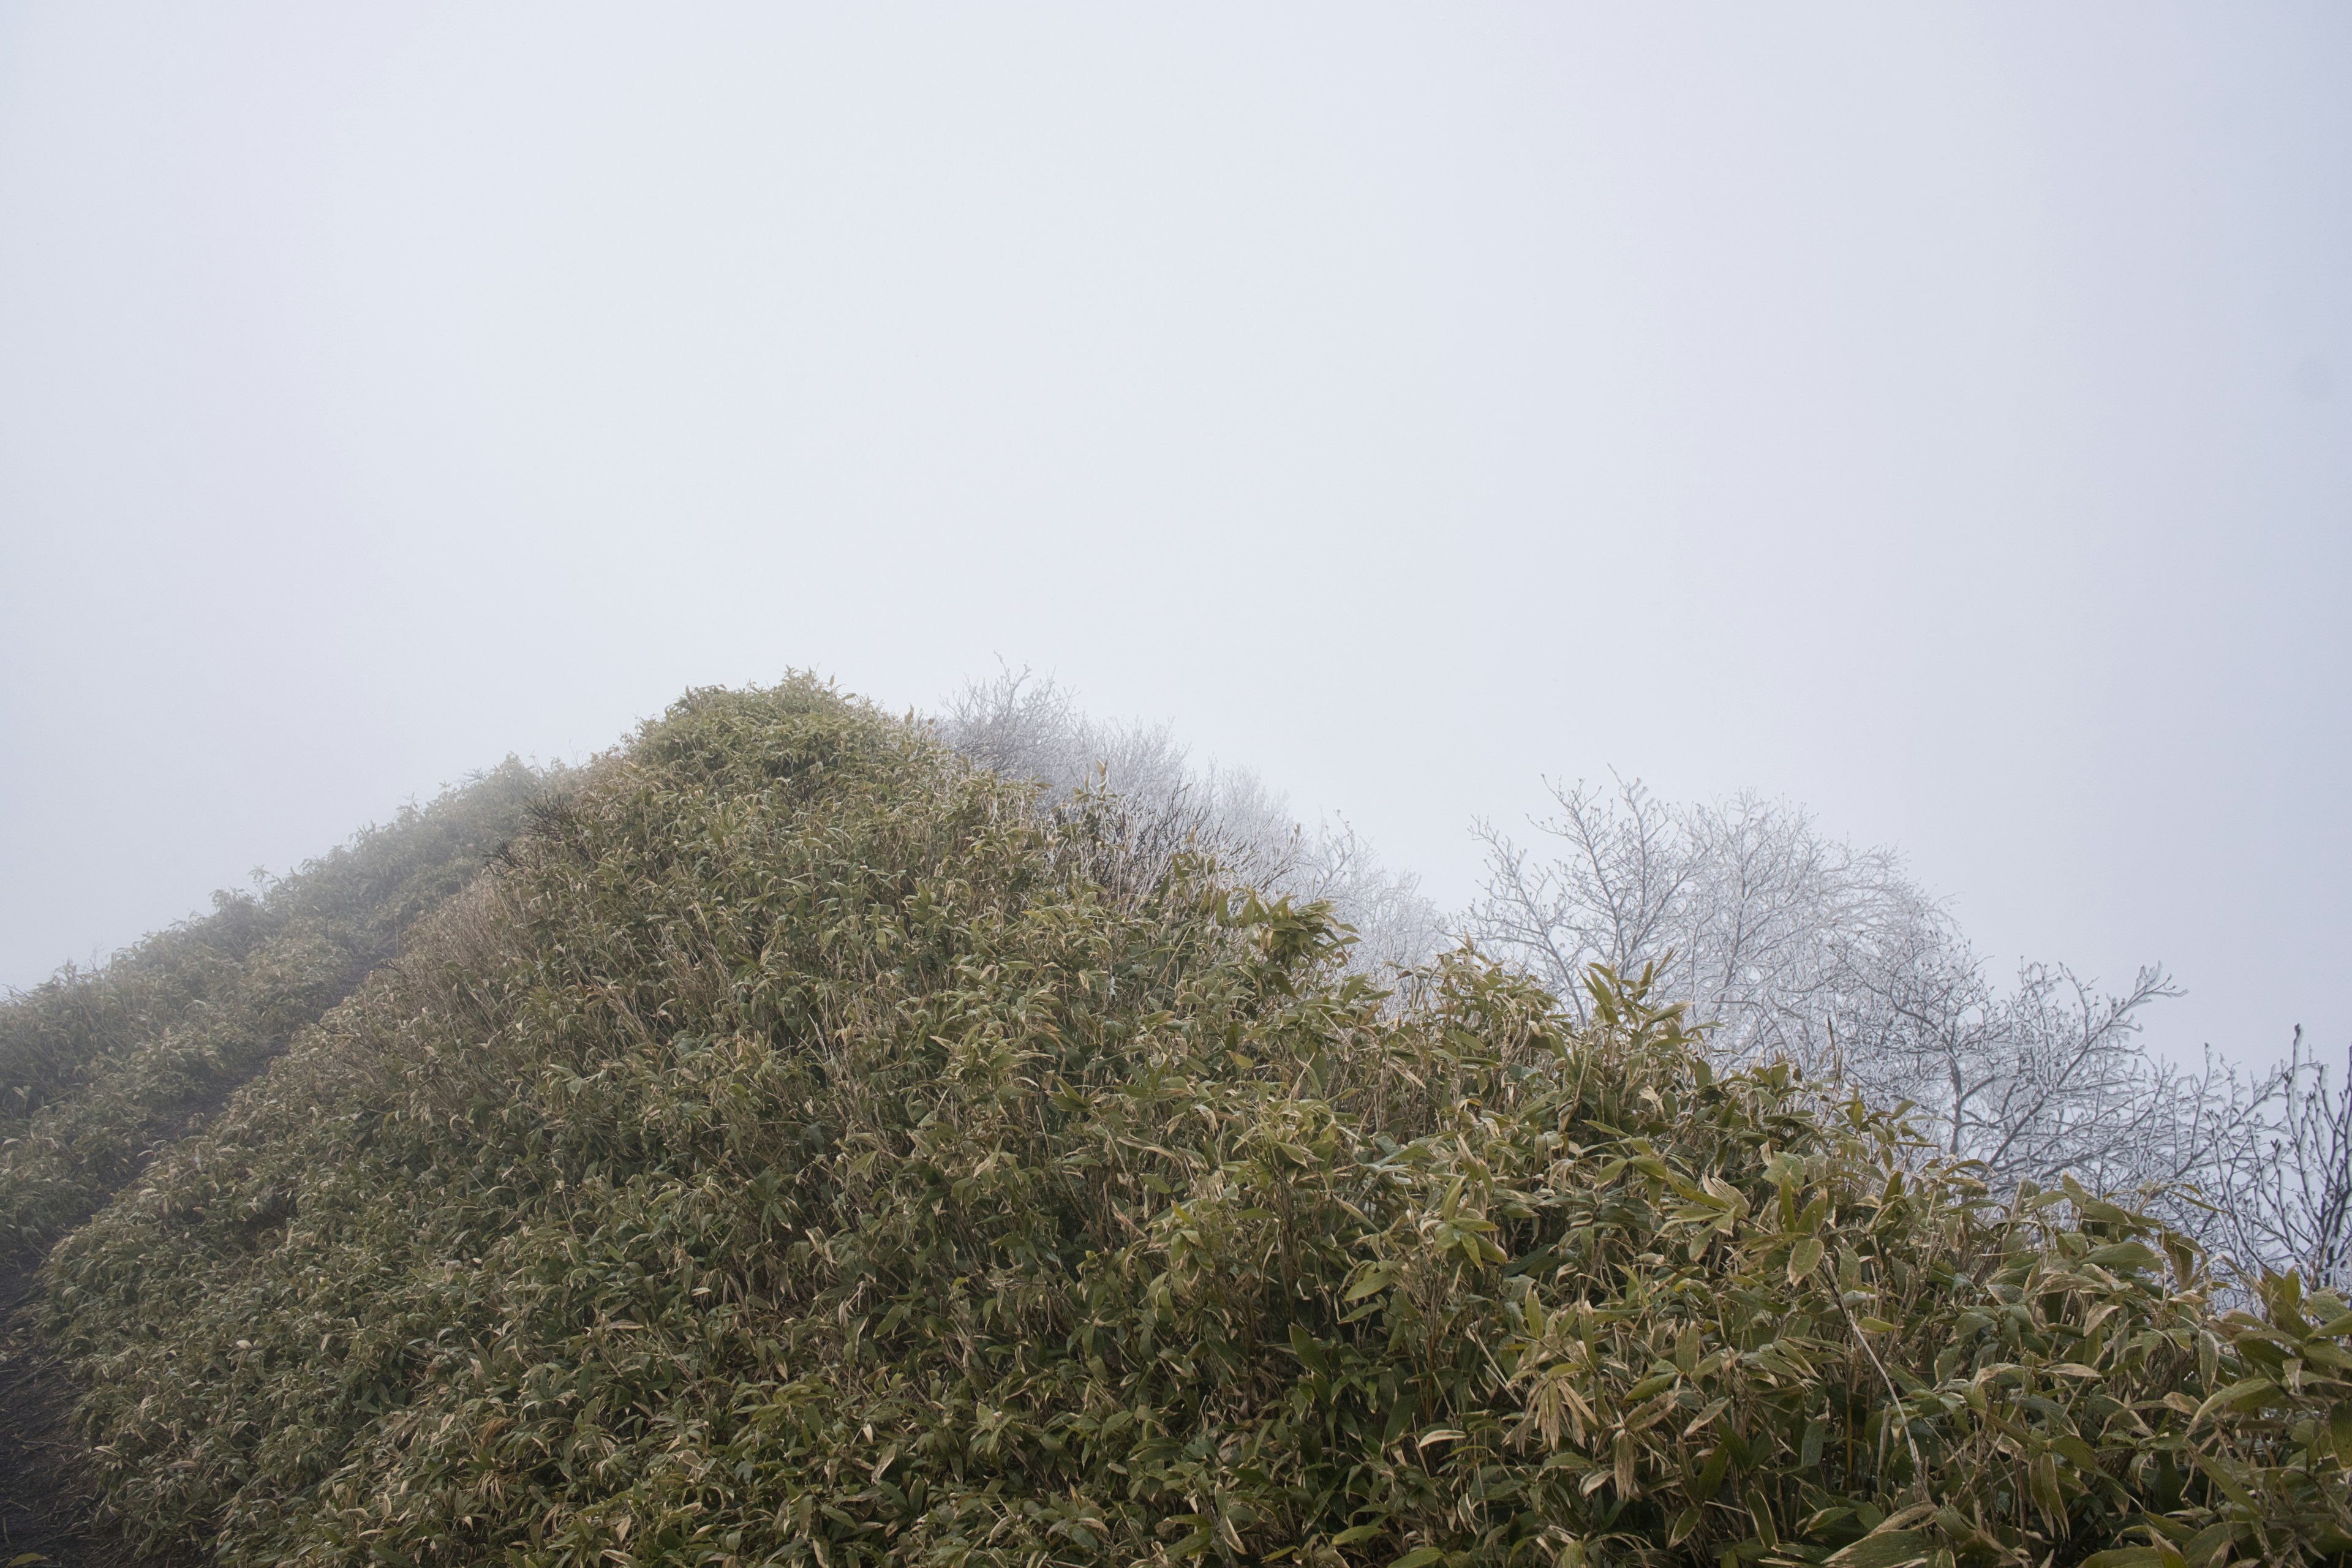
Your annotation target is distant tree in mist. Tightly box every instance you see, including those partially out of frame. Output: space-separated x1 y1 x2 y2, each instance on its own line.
938 669 1442 973
1468 774 2349 1289
1466 778 1921 1056
2182 1030 2352 1294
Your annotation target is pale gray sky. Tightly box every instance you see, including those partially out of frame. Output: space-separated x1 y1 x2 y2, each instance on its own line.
2 4 2345 1066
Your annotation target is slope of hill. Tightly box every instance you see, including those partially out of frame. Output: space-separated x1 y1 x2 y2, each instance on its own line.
16 682 2351 1564
0 758 552 1267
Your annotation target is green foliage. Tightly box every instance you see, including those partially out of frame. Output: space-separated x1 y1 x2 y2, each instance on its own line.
0 759 551 1261
35 682 2352 1564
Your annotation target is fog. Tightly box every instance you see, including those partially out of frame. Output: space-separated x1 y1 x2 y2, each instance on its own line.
2 4 2345 1066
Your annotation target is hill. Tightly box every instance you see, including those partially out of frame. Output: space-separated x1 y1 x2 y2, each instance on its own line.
0 755 553 1558
10 682 2350 1564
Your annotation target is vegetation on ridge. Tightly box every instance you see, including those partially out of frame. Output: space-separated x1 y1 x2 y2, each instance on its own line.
0 760 550 1264
22 682 2352 1564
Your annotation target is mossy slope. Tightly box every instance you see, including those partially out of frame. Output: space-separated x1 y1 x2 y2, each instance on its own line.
37 683 2352 1566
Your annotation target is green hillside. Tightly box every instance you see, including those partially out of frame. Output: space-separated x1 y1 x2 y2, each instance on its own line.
1 758 550 1265
13 682 2350 1565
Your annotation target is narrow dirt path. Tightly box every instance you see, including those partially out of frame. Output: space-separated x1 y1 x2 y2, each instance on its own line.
1 1266 103 1564
0 989 361 1561
0 1262 185 1567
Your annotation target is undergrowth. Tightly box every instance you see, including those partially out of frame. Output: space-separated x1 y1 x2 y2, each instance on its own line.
34 682 2352 1565
0 758 551 1262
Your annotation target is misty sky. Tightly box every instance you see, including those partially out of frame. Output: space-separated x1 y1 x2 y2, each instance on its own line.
2 5 2346 1067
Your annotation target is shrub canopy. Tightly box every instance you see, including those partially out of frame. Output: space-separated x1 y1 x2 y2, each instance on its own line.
36 683 2352 1566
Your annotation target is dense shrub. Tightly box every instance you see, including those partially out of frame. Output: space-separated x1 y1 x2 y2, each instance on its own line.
0 758 551 1261
37 682 2352 1564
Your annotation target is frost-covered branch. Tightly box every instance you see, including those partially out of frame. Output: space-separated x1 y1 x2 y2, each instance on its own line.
937 669 1441 971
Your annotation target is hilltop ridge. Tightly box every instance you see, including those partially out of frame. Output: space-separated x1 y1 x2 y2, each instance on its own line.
5 682 2346 1565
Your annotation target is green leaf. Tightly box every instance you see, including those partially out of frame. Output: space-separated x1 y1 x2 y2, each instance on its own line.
2190 1450 2258 1511
1390 1549 1446 1568
1827 1531 1931 1568
1790 1236 1825 1283
2029 1452 2063 1521
2192 1376 2280 1425
1800 1415 1826 1468
2083 1241 2163 1271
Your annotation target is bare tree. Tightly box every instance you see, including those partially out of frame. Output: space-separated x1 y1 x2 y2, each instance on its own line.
2176 1030 2352 1291
1284 815 1449 975
1469 775 2195 1193
1838 949 2191 1190
1469 777 1918 1052
1467 777 1693 1020
938 669 1441 970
